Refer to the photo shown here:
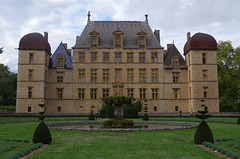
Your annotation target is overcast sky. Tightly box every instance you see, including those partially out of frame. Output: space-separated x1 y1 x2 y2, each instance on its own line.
0 0 240 73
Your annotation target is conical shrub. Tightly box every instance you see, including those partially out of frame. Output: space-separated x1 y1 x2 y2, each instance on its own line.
33 121 52 144
194 121 214 144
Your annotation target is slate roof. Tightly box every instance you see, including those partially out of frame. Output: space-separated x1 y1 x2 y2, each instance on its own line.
164 44 186 68
49 42 72 68
73 21 162 48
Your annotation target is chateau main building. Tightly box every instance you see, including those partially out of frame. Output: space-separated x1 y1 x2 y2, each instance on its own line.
16 14 219 114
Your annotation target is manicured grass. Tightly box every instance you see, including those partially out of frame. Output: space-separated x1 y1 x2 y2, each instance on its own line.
217 139 240 155
1 117 239 158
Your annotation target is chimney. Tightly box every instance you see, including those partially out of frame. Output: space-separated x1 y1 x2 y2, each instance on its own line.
44 32 48 41
154 30 160 44
87 11 91 22
145 14 148 24
187 32 191 41
63 43 67 49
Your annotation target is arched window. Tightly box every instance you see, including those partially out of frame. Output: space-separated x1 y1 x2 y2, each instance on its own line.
57 55 65 68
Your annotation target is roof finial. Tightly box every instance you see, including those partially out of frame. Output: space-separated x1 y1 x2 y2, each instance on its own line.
87 11 91 22
173 40 174 44
145 14 148 23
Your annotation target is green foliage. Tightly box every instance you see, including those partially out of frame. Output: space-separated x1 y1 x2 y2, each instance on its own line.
32 121 52 144
103 119 134 128
132 100 143 112
194 121 214 144
103 96 132 108
217 41 240 112
123 104 138 118
101 105 115 118
0 64 17 106
143 113 149 121
89 111 95 120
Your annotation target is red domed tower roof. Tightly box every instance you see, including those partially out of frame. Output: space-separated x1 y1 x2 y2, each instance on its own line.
184 32 217 55
19 32 51 54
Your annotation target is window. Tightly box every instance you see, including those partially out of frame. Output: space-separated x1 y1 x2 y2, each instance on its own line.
78 69 85 82
57 72 64 82
203 87 208 98
139 36 145 46
175 106 179 112
171 56 179 67
202 53 206 64
151 69 158 83
139 88 146 99
139 53 145 63
28 70 33 81
46 54 48 65
189 87 192 99
57 55 65 68
115 69 121 82
127 88 134 97
57 88 63 99
27 106 32 112
152 88 159 99
115 35 121 47
139 69 146 83
151 53 158 63
103 53 109 63
78 88 85 99
90 88 97 99
115 53 121 63
203 70 207 81
173 88 180 99
188 54 191 66
28 87 32 98
189 70 191 82
90 69 97 83
127 69 134 83
29 53 34 64
57 106 61 112
172 72 180 83
102 88 109 98
91 52 97 62
127 53 133 63
154 106 157 111
103 69 109 83
137 31 147 47
79 53 85 63
204 106 208 111
91 36 97 46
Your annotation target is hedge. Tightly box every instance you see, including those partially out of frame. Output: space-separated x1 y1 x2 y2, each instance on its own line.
103 119 134 128
194 121 214 144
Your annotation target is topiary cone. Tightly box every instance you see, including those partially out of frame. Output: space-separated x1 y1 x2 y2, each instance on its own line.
33 121 52 144
194 121 214 144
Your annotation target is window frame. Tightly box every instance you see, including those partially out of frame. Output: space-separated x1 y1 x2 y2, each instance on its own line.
127 53 134 63
102 88 110 98
91 52 97 63
103 69 110 83
79 52 85 63
127 69 134 83
172 72 180 83
127 88 134 97
202 53 206 64
56 88 64 99
139 52 146 63
139 88 146 99
28 70 33 81
203 87 208 98
203 70 207 81
57 72 64 82
103 52 109 63
29 53 34 64
151 53 158 63
57 55 65 68
171 56 179 68
90 69 97 83
78 69 85 83
28 87 32 98
115 69 122 83
139 69 146 83
90 88 97 99
173 88 180 99
151 69 158 83
115 52 121 63
152 88 159 99
78 88 85 99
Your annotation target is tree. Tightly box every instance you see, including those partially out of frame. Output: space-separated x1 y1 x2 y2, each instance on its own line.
217 41 240 112
0 47 3 54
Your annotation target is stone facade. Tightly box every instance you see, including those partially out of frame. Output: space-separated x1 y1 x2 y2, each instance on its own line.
16 14 219 114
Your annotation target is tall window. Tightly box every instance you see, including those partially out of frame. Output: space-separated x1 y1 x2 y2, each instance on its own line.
103 69 109 83
188 54 191 66
139 69 146 83
172 72 180 83
173 88 180 99
90 88 97 99
28 70 33 81
152 88 159 99
127 69 134 83
202 53 206 64
139 53 145 63
203 87 208 98
139 88 146 99
57 55 65 68
78 69 85 82
154 106 157 111
90 69 97 83
127 53 133 63
57 106 61 112
151 69 158 83
28 87 32 98
189 87 192 99
115 53 121 63
139 36 145 46
188 70 191 82
91 52 97 62
102 89 109 98
29 53 34 64
78 88 85 99
115 35 121 47
57 72 64 82
91 36 97 46
103 53 109 63
79 53 85 63
27 106 32 112
57 88 63 99
127 88 134 97
115 69 121 82
171 56 179 67
151 53 158 63
203 70 207 81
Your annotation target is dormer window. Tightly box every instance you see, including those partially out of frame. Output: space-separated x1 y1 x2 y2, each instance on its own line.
57 55 65 68
89 30 99 47
171 56 179 68
137 30 147 47
112 28 124 48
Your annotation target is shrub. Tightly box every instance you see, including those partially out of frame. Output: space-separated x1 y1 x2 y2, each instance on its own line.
194 121 214 144
237 116 240 124
132 100 143 112
32 121 52 144
103 119 134 128
123 104 138 118
101 105 115 118
89 113 95 120
143 113 149 121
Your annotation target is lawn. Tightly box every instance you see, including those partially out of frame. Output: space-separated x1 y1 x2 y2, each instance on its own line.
0 117 239 159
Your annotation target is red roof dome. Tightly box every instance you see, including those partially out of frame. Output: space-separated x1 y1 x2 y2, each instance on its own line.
184 33 217 55
19 32 51 54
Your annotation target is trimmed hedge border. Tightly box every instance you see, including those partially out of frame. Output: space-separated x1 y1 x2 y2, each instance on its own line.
202 141 240 159
0 138 30 143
